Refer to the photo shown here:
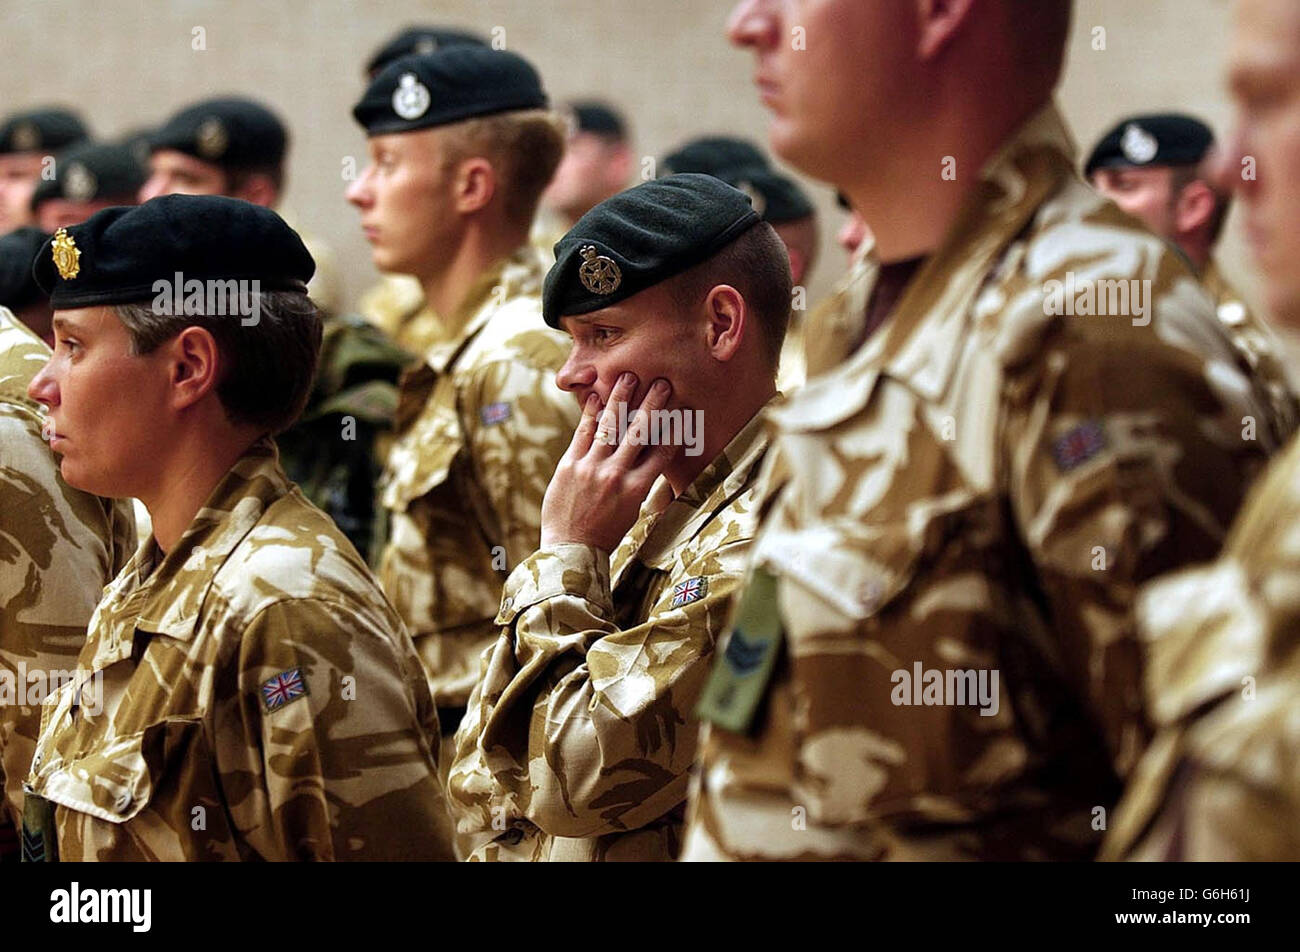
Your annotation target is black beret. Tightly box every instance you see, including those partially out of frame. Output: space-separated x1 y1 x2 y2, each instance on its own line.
716 165 814 224
118 127 156 171
567 101 627 138
1085 113 1215 177
543 173 761 328
353 47 548 136
661 136 769 177
0 108 89 155
33 195 314 310
365 25 488 76
31 142 146 209
0 227 51 311
149 97 287 170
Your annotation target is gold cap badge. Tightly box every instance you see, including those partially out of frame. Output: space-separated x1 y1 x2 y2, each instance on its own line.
578 245 622 295
196 117 228 159
51 228 81 280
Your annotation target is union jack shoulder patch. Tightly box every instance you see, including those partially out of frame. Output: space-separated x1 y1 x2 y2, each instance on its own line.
670 576 708 608
480 402 513 426
1051 420 1108 473
261 668 309 713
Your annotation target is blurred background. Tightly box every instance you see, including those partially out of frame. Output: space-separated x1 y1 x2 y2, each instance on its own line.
5 0 1254 314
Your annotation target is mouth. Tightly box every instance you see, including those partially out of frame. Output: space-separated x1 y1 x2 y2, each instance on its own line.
361 225 380 242
754 73 780 108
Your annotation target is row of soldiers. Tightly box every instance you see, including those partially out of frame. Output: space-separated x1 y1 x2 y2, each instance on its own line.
2 0 1298 862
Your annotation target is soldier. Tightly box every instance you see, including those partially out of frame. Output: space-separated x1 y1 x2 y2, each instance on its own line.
1088 112 1298 443
347 49 579 760
1103 0 1300 862
537 101 635 238
448 175 789 861
0 227 53 345
31 141 144 232
0 305 134 862
21 195 451 861
0 108 89 233
681 0 1278 861
364 24 488 79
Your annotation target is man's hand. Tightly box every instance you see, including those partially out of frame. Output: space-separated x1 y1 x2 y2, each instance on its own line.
540 372 678 552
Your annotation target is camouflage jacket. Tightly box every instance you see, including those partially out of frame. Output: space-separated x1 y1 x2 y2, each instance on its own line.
378 246 580 708
681 104 1276 862
1103 433 1300 861
1201 260 1299 446
0 309 135 860
358 273 429 355
23 439 452 861
448 412 770 861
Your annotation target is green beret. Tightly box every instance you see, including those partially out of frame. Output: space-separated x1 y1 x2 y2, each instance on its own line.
33 195 314 310
0 227 51 311
1085 113 1215 177
149 97 287 170
567 101 626 139
0 108 89 155
661 136 769 177
31 142 146 209
353 48 548 136
543 173 761 328
365 25 487 76
716 165 814 225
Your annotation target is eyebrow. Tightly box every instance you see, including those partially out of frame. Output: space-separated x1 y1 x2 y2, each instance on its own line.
51 315 83 335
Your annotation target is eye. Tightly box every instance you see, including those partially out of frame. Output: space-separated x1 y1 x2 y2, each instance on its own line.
58 337 81 356
593 326 619 344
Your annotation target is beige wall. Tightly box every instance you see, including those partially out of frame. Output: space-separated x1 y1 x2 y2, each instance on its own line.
6 0 1257 312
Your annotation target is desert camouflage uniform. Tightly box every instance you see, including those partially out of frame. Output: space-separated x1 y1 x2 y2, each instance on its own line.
23 438 452 861
378 245 580 711
358 273 429 354
447 412 771 861
0 309 135 861
1201 260 1299 445
1102 433 1300 861
680 105 1277 862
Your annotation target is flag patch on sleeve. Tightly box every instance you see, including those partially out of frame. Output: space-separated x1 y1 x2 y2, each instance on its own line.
1051 420 1108 472
480 402 513 426
670 576 708 608
261 668 309 712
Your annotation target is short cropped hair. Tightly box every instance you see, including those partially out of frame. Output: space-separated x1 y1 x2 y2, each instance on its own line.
114 290 322 434
439 109 566 228
666 221 793 370
1170 164 1231 246
225 163 285 197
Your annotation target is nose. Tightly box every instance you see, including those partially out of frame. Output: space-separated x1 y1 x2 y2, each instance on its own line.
555 346 597 394
27 355 58 410
727 0 778 49
346 167 373 208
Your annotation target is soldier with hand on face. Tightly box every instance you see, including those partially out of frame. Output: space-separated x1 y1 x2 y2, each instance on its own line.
1087 112 1299 444
448 175 789 861
21 196 452 861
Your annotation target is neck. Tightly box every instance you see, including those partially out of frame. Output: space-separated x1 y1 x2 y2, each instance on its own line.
1180 237 1212 274
663 383 774 496
139 426 260 553
419 223 528 320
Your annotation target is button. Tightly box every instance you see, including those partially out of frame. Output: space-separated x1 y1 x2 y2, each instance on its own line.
115 792 131 811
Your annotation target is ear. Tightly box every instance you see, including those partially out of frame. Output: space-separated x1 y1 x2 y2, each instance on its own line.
229 173 279 209
916 0 979 61
453 157 497 214
606 144 636 189
165 326 222 412
703 285 747 363
1173 179 1218 238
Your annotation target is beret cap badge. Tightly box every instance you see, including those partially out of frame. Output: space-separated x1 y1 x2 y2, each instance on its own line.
51 228 81 280
1120 123 1159 165
63 162 97 202
392 73 432 121
12 121 41 151
196 117 229 159
578 245 621 295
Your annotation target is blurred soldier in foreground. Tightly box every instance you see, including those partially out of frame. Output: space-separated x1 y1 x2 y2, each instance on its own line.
143 96 403 561
1104 0 1300 862
1088 112 1298 443
21 196 451 861
682 0 1277 862
348 49 579 766
449 175 788 861
31 141 144 232
0 227 54 344
0 109 89 234
0 305 134 862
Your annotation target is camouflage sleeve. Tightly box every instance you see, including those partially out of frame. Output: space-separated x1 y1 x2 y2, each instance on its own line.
221 597 453 860
462 360 580 567
1001 311 1271 779
448 541 745 841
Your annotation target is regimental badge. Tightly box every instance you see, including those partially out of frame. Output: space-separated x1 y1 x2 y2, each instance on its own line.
670 575 708 608
1051 420 1108 472
261 667 309 713
51 228 81 280
414 36 438 54
578 245 622 295
735 180 767 218
392 73 432 121
480 401 512 426
63 162 97 202
11 121 40 151
1121 123 1159 165
196 117 229 159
